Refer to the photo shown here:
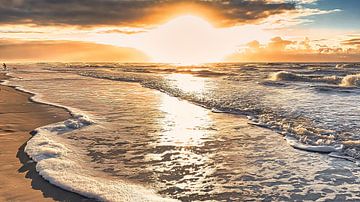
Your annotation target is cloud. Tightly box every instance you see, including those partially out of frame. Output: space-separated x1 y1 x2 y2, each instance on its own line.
267 36 295 50
261 7 340 28
96 29 146 35
0 39 149 62
0 0 298 27
226 36 360 62
342 38 360 46
267 0 318 4
0 30 45 34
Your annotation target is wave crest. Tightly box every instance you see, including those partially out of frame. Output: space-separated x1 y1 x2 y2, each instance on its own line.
270 71 340 84
270 71 305 82
340 74 360 87
336 64 360 69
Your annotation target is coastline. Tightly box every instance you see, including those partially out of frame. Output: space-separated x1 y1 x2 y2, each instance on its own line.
2 68 360 201
0 73 90 201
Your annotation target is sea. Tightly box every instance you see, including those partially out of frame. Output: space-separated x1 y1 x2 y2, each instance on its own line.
3 63 360 201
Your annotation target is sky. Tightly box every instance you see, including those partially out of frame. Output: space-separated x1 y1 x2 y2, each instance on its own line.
0 0 359 63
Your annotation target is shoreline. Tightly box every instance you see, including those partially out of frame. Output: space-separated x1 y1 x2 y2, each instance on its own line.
0 73 90 201
2 68 360 201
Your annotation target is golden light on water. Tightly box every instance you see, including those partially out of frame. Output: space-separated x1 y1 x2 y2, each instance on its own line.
151 73 210 146
146 92 216 194
166 73 208 94
158 93 211 146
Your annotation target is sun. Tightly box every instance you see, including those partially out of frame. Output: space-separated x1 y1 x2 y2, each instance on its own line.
136 15 234 65
92 14 273 65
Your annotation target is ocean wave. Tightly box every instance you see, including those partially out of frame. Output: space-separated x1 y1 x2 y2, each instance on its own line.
270 71 340 83
340 74 360 87
270 71 307 82
49 67 360 163
336 64 360 69
271 70 360 88
336 64 349 69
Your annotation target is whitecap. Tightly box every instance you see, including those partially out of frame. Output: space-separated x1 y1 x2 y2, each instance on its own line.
340 74 360 87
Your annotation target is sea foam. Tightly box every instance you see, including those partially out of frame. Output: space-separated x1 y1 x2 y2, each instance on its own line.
26 119 175 202
270 71 306 82
269 71 340 84
2 78 176 202
336 64 359 69
340 74 360 87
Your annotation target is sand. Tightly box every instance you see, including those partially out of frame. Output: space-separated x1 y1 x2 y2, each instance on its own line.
0 73 90 201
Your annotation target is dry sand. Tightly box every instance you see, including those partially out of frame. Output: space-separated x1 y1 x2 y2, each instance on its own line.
0 73 90 201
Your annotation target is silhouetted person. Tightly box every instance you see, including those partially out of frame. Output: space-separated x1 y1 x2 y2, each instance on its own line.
2 63 6 71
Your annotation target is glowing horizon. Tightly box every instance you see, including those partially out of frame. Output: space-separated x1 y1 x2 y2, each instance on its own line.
0 0 359 63
136 15 234 64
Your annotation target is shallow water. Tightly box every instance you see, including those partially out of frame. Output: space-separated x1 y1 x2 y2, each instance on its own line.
6 63 360 201
55 63 360 156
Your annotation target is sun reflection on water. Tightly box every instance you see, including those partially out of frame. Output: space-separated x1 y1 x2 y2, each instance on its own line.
157 93 212 146
166 73 208 94
144 92 217 196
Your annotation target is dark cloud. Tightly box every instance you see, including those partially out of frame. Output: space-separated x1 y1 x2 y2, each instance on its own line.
0 0 296 27
342 38 360 46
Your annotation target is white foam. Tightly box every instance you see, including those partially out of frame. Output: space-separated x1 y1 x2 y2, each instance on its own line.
340 74 360 87
336 64 357 69
26 122 175 202
285 136 343 153
270 71 340 84
2 76 177 202
269 71 302 82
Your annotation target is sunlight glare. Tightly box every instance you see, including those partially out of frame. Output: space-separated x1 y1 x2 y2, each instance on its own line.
166 73 208 94
158 93 211 146
88 15 274 64
137 15 235 65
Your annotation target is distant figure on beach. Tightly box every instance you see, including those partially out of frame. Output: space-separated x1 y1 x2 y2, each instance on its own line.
2 63 7 71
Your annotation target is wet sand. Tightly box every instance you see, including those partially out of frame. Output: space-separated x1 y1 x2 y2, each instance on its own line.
0 73 89 201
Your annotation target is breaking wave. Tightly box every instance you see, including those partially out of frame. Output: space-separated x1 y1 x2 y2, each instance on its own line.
270 71 308 82
336 64 360 69
270 71 340 84
340 74 360 87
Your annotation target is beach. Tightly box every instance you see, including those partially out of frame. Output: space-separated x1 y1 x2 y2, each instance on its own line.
0 73 89 201
1 63 360 201
0 0 359 200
